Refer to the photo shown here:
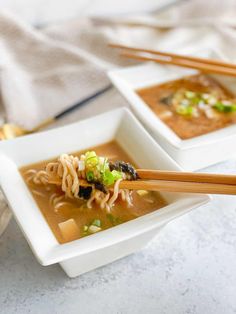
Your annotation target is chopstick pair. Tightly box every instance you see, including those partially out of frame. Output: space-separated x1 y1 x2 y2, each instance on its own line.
47 168 236 195
109 43 236 77
119 169 236 195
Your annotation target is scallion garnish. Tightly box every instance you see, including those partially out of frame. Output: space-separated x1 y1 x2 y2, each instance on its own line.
86 171 94 182
91 219 101 227
185 91 196 99
107 214 122 226
172 89 236 118
102 170 115 186
111 170 122 180
176 104 193 116
82 219 102 236
213 102 236 113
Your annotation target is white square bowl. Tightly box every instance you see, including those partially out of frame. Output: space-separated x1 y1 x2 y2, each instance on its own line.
0 108 209 277
108 49 236 171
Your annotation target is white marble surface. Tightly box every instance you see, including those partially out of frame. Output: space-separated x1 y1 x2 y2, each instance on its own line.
0 91 236 314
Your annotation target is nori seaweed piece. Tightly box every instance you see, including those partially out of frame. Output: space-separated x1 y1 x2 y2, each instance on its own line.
94 182 108 194
78 186 93 200
160 94 173 106
109 161 138 180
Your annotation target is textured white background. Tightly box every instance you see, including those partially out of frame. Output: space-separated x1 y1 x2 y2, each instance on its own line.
0 0 176 25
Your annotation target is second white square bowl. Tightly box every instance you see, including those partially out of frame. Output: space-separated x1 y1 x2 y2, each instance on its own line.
109 49 236 171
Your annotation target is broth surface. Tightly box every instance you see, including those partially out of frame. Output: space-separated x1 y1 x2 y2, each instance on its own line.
137 74 236 139
20 141 167 244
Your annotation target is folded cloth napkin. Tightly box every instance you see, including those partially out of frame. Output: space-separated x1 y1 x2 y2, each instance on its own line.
0 12 115 130
1 0 236 235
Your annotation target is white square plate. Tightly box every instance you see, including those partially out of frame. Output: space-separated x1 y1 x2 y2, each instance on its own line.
108 49 236 170
0 108 209 277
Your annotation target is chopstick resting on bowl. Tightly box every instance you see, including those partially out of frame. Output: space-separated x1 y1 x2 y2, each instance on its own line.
119 169 236 195
109 43 236 77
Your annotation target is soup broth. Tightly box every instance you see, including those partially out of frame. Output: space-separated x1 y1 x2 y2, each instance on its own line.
137 74 236 139
20 141 167 244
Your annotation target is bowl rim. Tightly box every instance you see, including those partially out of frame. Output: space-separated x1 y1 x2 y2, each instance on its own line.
108 48 236 150
0 108 210 266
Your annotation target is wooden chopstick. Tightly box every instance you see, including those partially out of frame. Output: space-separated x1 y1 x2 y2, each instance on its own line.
109 43 236 69
120 52 236 77
137 169 236 185
119 180 236 195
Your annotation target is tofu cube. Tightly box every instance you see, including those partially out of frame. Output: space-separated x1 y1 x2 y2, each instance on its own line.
58 219 80 242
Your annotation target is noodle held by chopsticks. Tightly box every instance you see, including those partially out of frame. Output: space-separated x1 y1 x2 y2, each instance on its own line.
26 151 137 212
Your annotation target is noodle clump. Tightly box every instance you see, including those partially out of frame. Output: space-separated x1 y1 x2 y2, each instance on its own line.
26 151 138 212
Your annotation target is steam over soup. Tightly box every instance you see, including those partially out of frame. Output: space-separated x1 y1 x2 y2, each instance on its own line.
136 74 236 139
20 141 167 244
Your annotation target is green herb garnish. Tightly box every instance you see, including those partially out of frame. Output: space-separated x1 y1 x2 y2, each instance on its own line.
213 102 236 113
173 89 236 118
102 170 114 186
83 151 123 187
86 171 94 182
111 170 122 181
91 219 101 227
185 91 196 99
82 219 102 236
107 214 123 226
176 104 194 116
85 151 98 168
82 225 89 236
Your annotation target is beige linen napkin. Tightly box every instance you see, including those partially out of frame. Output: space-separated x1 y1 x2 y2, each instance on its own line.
0 11 113 130
1 0 236 235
